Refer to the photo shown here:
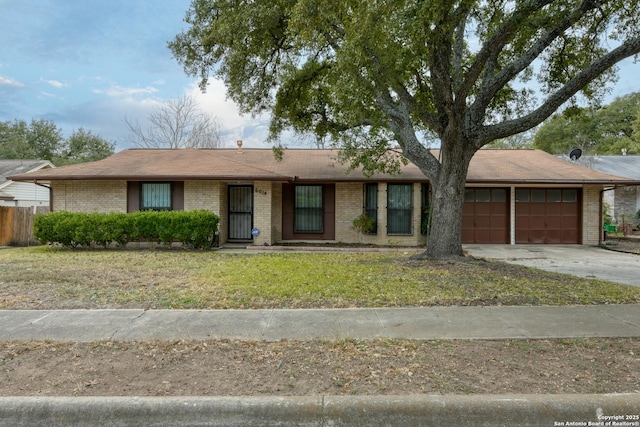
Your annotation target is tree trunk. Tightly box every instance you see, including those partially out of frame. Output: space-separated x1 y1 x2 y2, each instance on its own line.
415 141 474 259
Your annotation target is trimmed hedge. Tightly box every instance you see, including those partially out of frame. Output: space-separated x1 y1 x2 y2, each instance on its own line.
34 210 219 249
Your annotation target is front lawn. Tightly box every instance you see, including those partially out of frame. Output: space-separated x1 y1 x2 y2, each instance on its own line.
1 246 639 309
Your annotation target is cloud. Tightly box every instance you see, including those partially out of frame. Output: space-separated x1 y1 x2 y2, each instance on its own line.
41 78 64 88
186 80 273 147
0 76 25 87
93 85 158 98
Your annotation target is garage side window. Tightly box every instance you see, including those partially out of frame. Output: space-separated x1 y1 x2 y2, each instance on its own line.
295 185 323 233
140 183 172 211
387 184 413 235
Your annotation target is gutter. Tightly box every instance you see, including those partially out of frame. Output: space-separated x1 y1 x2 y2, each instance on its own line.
7 175 293 183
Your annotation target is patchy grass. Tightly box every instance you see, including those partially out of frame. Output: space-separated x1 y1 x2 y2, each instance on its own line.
1 246 639 309
1 338 638 396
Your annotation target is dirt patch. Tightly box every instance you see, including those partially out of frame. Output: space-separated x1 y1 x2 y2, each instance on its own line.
603 237 640 255
1 338 638 396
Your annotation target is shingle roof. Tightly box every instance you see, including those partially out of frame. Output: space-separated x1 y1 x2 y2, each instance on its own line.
464 149 634 183
0 159 54 186
578 155 640 180
7 148 637 185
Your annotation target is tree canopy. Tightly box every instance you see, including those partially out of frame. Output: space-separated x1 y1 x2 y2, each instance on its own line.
170 0 640 259
533 92 640 155
0 119 115 165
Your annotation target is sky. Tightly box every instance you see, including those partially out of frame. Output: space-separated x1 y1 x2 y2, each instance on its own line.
0 0 273 151
1 0 639 153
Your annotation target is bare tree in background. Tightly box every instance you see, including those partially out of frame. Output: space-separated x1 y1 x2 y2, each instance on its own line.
124 94 222 149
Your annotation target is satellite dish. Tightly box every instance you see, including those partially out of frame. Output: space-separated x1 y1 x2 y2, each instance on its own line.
569 148 582 161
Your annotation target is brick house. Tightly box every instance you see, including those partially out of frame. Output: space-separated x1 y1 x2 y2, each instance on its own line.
9 147 639 246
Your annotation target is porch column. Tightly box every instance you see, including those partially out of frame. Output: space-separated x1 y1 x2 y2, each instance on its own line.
252 181 273 245
510 186 516 245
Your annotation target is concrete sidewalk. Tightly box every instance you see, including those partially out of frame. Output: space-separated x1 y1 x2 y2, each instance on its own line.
1 305 639 342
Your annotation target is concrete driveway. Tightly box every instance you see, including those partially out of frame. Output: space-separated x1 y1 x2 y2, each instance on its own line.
464 244 640 287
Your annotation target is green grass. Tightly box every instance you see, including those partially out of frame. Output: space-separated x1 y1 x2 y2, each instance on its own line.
1 246 639 309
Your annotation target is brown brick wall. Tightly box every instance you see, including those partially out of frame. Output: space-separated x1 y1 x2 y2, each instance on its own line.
184 181 221 212
49 179 604 247
253 181 272 245
306 182 425 246
52 181 127 213
582 185 601 245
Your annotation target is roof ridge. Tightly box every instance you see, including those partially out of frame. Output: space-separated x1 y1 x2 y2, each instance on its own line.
198 149 290 179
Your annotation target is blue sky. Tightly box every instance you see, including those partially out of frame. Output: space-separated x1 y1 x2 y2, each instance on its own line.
0 0 271 151
1 0 639 153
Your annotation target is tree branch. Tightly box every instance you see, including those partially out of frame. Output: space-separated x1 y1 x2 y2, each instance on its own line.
478 36 640 146
373 90 442 181
457 0 554 104
471 0 600 122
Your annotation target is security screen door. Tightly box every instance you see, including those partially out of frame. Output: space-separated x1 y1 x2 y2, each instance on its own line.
228 186 253 241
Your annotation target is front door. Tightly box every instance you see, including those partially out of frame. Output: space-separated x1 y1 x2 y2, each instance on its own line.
228 185 253 241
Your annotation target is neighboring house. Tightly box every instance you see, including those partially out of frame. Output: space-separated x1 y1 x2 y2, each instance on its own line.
0 160 54 207
577 155 640 227
9 148 640 247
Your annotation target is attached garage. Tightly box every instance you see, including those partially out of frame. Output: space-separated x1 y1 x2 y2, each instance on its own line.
462 188 509 244
515 188 581 244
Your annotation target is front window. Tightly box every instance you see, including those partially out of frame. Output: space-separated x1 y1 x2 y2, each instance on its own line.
364 183 378 234
141 182 172 211
294 185 323 233
387 184 413 234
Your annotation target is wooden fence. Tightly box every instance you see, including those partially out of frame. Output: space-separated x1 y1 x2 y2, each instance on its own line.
0 206 49 246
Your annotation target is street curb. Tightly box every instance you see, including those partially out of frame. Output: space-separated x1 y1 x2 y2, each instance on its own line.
1 394 638 426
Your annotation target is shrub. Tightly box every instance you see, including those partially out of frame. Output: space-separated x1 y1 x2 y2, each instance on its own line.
34 210 219 249
352 213 376 235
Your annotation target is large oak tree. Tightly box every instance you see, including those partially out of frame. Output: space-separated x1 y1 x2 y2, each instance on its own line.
170 0 640 259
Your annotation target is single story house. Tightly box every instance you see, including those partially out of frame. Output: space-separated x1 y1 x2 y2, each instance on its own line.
577 155 640 228
9 147 640 247
0 160 54 207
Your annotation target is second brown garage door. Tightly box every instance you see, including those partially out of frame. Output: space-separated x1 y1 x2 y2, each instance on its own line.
462 188 509 244
515 188 581 244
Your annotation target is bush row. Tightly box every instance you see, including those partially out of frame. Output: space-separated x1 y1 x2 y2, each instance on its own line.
34 210 220 249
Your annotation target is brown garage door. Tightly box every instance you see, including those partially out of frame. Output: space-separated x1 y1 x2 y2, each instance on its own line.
462 188 509 244
515 188 580 244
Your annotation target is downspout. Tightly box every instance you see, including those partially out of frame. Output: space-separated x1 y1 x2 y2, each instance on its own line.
599 188 604 246
33 181 51 190
33 181 52 212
